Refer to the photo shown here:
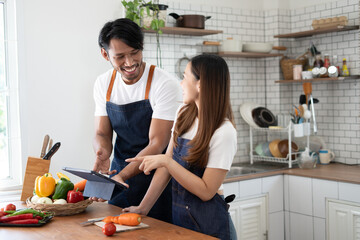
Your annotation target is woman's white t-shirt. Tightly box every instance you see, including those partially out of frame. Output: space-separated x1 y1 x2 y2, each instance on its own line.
93 63 182 120
172 105 237 190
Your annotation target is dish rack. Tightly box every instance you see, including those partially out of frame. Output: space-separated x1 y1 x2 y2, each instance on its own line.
249 121 299 168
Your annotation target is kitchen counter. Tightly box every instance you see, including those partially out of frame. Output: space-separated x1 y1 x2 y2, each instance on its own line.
224 163 360 184
0 201 217 240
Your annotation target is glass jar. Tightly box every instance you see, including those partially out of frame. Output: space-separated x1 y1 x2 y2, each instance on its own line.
313 54 324 68
323 54 330 68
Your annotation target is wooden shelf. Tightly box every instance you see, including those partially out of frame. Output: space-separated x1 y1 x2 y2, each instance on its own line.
274 25 359 38
217 51 283 58
275 75 360 83
142 27 223 36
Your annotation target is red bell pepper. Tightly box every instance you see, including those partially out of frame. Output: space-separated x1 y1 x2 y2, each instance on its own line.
67 188 84 203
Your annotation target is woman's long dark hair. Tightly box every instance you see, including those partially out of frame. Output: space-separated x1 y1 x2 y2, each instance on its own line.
173 54 235 168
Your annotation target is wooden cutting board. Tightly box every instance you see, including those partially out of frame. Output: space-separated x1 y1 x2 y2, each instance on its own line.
95 221 149 232
20 157 51 201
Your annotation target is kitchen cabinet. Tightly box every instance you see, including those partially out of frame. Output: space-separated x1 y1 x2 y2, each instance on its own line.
327 200 360 240
224 175 283 240
229 196 267 240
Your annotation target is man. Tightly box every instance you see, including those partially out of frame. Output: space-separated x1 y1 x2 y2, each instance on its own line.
92 18 181 223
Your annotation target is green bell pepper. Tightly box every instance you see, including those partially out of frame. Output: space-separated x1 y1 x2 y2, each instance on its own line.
52 177 74 200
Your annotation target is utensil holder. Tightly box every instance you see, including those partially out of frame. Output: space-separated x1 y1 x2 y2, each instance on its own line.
21 156 51 201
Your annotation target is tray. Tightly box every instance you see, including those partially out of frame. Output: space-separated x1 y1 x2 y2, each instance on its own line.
0 214 53 227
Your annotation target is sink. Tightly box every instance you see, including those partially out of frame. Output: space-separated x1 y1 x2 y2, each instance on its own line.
226 166 265 177
226 162 290 178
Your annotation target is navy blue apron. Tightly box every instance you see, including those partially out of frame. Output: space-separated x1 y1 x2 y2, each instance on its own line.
105 65 172 223
172 137 230 240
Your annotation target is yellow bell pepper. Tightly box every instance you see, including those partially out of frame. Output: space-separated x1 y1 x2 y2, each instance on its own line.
35 173 56 197
56 172 70 181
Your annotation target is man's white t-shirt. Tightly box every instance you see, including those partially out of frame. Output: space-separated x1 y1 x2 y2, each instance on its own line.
172 105 237 191
94 63 182 120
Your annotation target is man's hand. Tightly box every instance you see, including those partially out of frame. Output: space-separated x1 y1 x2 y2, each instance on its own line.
93 147 116 175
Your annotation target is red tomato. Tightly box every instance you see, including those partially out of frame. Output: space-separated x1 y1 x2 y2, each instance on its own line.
102 222 116 236
5 204 16 211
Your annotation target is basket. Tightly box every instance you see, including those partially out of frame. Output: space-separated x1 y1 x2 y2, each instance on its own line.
26 197 93 216
280 57 307 80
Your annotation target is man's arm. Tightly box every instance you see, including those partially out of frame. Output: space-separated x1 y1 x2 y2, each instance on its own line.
92 116 114 174
115 118 173 181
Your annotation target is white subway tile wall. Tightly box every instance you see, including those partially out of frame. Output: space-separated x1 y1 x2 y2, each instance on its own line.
142 0 359 165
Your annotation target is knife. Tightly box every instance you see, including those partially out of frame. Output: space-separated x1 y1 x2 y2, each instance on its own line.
40 135 50 158
43 142 61 160
80 214 121 226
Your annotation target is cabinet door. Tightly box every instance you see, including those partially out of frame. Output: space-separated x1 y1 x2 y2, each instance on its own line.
229 195 267 240
328 200 360 240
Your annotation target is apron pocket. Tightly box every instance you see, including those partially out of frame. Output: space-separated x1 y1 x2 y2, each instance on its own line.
185 205 201 232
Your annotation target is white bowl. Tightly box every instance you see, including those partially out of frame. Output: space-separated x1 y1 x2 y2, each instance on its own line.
219 39 242 52
243 43 273 53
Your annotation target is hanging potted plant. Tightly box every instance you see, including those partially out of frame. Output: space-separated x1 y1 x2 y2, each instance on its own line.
121 0 167 68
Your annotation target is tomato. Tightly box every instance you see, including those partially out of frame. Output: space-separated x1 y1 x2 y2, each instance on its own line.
102 222 116 236
5 203 16 211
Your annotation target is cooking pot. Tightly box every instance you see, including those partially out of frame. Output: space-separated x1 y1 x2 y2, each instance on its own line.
169 13 211 29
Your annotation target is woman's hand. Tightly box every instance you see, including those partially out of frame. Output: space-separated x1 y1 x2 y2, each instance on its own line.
126 154 172 175
122 206 148 215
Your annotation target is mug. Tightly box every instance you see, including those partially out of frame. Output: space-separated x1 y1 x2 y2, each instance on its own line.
294 123 304 138
319 149 335 164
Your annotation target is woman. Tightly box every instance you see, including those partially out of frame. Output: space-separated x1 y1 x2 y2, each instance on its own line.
125 54 237 240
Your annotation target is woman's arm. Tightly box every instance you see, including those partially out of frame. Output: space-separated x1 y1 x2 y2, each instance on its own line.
123 140 174 215
138 155 227 202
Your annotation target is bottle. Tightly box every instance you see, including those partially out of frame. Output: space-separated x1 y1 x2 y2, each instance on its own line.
323 54 330 68
313 54 324 68
342 58 350 76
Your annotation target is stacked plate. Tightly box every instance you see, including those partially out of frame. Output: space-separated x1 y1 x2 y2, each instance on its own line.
239 102 261 128
240 102 277 128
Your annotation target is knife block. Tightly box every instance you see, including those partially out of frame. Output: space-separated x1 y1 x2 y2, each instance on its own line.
20 156 51 201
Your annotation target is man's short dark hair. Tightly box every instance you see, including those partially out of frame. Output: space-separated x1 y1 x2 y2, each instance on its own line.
98 18 144 51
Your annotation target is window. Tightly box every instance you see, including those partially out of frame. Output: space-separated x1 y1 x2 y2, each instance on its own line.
0 0 22 191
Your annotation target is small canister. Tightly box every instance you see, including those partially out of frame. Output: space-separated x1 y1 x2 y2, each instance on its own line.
311 67 320 78
293 65 303 80
301 71 313 79
328 65 338 77
319 67 327 77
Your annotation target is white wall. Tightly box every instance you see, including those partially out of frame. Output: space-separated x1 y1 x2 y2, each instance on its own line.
17 0 123 179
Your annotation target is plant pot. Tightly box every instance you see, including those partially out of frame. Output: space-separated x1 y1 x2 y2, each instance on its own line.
169 13 211 29
142 4 168 28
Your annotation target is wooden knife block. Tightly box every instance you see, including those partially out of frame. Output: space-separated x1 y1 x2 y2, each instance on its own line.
20 156 51 201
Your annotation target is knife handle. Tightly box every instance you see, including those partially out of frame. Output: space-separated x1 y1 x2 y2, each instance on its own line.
43 142 61 160
40 135 50 158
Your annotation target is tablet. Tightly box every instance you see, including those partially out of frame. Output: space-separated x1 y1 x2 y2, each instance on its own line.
62 167 127 191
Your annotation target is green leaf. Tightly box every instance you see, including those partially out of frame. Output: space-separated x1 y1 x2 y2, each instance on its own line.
159 20 165 28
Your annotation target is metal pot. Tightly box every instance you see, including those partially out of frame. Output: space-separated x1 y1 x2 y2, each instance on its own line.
169 13 211 29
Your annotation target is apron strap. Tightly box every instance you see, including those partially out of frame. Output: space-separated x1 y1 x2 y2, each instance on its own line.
145 65 156 100
106 65 156 102
106 69 117 102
